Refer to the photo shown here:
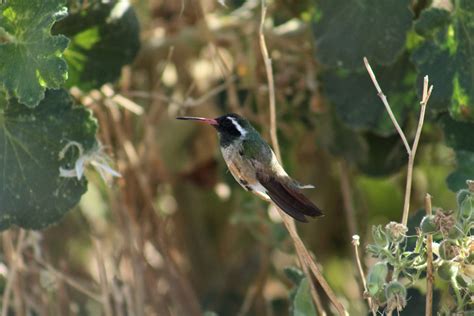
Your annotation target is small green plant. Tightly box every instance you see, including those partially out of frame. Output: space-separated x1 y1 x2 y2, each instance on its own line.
365 181 473 313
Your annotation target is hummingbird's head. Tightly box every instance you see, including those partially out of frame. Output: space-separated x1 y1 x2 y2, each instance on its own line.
176 113 251 146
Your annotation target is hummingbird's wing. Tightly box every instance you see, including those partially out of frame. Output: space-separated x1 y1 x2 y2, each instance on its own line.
256 172 323 222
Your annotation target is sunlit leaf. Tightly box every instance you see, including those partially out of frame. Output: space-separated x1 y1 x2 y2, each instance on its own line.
0 0 69 107
412 2 474 120
53 0 140 90
0 89 97 230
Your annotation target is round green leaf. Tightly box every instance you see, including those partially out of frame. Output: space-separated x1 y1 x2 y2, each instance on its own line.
312 0 413 69
412 2 474 121
446 150 474 192
440 114 474 152
291 278 316 316
0 89 97 230
53 0 140 90
321 53 417 135
414 7 451 37
0 0 69 107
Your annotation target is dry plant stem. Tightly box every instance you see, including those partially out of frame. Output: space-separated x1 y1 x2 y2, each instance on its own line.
364 58 433 226
402 77 432 225
259 0 344 313
301 260 326 316
126 75 236 108
1 229 26 316
34 257 102 302
363 57 411 155
279 212 346 315
259 0 281 160
93 238 113 316
425 194 434 316
352 237 375 316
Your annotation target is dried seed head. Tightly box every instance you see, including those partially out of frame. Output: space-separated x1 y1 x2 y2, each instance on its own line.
434 210 456 237
385 222 408 243
439 240 460 261
385 281 407 313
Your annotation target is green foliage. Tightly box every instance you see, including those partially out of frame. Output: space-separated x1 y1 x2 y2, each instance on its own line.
285 267 317 316
440 114 474 152
0 89 97 230
447 151 474 192
53 0 140 90
0 0 69 107
0 0 139 230
366 184 474 313
413 2 474 121
320 54 417 135
312 0 413 69
440 114 474 191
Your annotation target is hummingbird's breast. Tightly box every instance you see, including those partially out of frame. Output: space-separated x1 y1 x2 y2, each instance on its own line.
220 144 270 201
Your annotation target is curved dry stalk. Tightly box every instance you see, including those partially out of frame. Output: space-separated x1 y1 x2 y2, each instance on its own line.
363 57 411 155
259 1 345 314
424 194 434 316
279 213 346 315
364 58 433 226
259 0 281 161
352 235 375 315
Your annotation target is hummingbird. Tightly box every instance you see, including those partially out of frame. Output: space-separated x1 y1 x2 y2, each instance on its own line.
176 113 323 222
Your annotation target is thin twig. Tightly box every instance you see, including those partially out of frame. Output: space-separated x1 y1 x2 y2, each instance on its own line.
364 58 433 226
1 230 26 316
93 238 114 316
126 75 236 109
401 77 432 225
352 235 375 316
259 1 344 314
259 0 281 160
34 257 103 302
424 194 434 316
363 57 411 155
280 216 346 315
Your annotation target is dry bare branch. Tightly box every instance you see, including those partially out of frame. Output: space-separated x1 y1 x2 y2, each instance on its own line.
364 58 433 226
352 235 375 315
363 57 411 155
259 1 346 314
259 0 281 161
425 194 434 316
401 76 433 225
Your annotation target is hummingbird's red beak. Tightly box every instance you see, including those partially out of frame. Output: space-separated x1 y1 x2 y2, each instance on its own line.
176 116 218 126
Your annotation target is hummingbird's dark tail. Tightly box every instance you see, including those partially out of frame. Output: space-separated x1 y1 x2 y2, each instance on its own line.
257 174 324 222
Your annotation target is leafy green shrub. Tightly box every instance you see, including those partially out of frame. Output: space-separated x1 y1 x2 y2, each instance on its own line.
0 0 139 229
365 182 473 313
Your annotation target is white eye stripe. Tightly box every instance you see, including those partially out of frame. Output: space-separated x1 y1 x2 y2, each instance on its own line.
228 117 247 136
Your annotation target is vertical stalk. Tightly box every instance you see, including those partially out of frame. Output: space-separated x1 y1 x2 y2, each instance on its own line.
424 194 434 316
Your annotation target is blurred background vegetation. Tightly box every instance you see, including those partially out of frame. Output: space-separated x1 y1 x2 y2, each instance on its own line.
1 0 473 315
